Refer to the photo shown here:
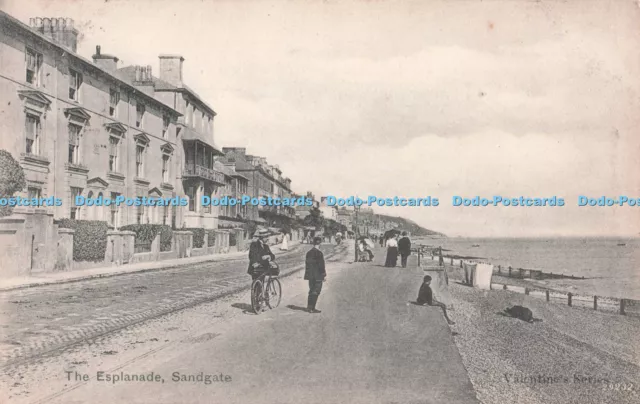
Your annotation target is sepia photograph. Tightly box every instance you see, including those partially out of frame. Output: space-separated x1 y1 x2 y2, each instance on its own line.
0 0 639 403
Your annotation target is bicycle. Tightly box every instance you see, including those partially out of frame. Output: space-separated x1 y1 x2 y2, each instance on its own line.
250 264 282 314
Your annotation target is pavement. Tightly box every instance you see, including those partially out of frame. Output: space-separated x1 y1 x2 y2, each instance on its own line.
0 241 323 367
9 245 479 404
0 241 301 292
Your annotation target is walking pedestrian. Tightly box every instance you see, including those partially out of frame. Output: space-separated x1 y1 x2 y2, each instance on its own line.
398 231 411 268
280 232 289 251
305 236 326 313
384 234 399 267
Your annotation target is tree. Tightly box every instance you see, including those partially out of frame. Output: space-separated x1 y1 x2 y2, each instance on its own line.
324 218 346 237
0 150 26 217
302 207 324 230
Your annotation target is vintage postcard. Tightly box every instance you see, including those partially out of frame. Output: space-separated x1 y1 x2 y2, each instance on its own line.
0 0 638 403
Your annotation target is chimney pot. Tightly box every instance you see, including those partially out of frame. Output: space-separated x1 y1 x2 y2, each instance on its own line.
96 45 101 55
31 16 78 52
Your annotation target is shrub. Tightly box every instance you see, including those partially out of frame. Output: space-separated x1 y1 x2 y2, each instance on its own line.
207 229 216 247
120 224 173 252
57 219 108 262
0 150 26 217
184 227 205 248
229 232 237 247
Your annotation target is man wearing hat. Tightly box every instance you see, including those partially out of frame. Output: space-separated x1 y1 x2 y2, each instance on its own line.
247 228 276 280
398 231 411 268
304 236 326 313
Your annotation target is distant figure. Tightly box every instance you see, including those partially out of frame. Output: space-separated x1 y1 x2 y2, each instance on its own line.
416 275 455 325
438 246 444 266
380 236 385 247
305 236 326 313
398 231 411 268
280 233 289 251
384 234 398 267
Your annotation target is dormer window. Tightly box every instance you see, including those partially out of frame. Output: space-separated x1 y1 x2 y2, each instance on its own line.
26 48 43 87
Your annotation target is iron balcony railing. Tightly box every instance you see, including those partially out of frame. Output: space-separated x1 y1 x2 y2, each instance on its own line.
183 164 226 184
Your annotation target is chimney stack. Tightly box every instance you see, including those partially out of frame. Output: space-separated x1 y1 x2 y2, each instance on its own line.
131 65 155 96
158 55 185 87
29 17 78 52
92 45 119 72
222 147 247 157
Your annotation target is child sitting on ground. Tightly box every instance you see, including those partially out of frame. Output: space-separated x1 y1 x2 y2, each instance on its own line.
417 275 455 325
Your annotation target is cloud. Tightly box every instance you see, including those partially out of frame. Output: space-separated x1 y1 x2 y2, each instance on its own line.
3 0 640 236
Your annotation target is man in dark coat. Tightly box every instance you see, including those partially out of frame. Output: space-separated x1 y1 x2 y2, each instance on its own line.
304 236 326 313
398 231 411 268
247 228 275 280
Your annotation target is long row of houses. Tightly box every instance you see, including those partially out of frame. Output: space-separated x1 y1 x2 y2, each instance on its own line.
0 11 305 232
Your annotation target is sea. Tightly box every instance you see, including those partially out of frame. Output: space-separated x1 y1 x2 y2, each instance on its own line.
413 237 640 300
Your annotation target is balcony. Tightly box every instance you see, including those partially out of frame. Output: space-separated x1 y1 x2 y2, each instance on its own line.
183 164 225 185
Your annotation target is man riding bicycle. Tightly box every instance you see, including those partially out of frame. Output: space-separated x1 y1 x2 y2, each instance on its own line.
247 228 276 280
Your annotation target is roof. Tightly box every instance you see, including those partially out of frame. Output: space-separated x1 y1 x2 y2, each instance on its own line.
214 161 235 177
223 164 249 181
0 12 181 118
181 126 223 154
153 81 216 116
230 158 257 172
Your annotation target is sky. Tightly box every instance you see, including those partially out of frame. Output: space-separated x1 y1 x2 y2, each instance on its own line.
2 0 640 237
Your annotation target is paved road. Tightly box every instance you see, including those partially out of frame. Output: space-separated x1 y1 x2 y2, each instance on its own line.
0 243 344 367
50 255 478 404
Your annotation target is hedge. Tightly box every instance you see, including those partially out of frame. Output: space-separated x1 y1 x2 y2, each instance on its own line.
57 219 108 262
0 150 26 217
207 229 216 247
184 227 205 248
120 224 173 252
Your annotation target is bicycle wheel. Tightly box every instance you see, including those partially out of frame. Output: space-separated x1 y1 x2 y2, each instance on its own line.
251 279 264 314
266 278 282 309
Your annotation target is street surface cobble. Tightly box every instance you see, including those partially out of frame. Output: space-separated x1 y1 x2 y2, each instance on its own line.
0 243 345 368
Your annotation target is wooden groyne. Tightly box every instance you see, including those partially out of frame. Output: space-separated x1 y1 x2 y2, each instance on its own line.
410 245 639 317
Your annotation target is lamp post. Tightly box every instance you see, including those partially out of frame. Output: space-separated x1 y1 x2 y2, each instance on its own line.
353 204 360 262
